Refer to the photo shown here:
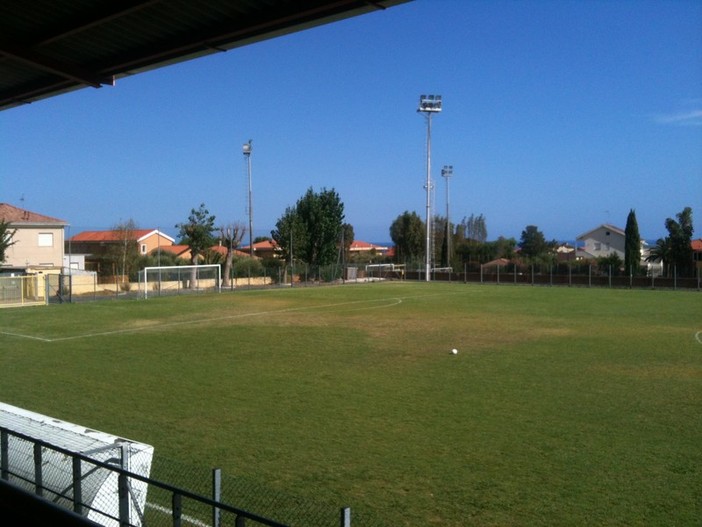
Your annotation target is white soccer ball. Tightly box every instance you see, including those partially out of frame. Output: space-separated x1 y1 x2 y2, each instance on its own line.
451 348 458 355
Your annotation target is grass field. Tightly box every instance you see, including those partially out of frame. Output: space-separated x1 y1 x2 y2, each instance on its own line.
1 282 700 526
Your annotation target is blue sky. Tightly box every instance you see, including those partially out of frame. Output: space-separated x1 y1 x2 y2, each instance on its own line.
2 0 701 244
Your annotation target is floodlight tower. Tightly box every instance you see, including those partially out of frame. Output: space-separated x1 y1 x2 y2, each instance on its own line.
418 94 442 281
442 165 453 267
243 140 253 258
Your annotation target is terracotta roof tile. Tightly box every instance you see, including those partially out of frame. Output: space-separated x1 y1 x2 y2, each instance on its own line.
70 229 173 243
0 203 67 224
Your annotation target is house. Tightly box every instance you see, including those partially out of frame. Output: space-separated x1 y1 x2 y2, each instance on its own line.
70 229 175 256
155 244 192 262
693 239 702 272
240 239 279 259
68 229 176 273
576 224 626 260
0 203 68 274
349 240 390 255
207 244 250 259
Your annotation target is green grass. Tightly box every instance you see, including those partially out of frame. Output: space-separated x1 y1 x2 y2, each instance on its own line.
1 283 701 526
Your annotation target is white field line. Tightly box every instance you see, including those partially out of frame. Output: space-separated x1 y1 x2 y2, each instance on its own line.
0 330 52 342
0 288 477 343
0 296 406 343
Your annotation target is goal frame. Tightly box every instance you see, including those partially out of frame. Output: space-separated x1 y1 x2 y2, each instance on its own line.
139 264 221 299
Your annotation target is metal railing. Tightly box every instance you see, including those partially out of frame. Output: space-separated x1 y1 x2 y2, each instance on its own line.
0 427 295 527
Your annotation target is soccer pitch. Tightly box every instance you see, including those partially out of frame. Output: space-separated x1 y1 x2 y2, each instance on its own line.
1 282 700 526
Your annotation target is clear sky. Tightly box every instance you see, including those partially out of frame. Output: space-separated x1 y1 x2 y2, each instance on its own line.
2 0 701 244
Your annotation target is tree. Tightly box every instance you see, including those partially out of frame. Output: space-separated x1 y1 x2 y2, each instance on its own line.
0 219 17 263
462 214 488 243
218 223 246 288
341 223 354 264
518 225 549 260
667 206 694 277
107 219 139 282
646 237 673 277
297 187 345 267
271 188 345 269
455 236 516 266
176 203 217 265
271 205 305 265
624 209 641 275
647 207 695 278
389 211 424 263
597 252 623 275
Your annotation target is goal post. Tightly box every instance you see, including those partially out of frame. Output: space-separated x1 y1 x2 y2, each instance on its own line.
138 264 221 299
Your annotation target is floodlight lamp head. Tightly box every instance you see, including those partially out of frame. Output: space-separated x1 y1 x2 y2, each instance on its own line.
242 140 252 155
418 94 442 113
442 165 453 176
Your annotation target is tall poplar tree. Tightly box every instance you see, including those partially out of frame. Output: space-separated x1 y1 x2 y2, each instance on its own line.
624 209 641 275
271 188 345 268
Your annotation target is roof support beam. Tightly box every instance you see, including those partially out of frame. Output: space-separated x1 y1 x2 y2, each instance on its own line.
0 43 113 88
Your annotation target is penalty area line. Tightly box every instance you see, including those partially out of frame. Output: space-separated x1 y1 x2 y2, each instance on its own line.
4 295 408 343
0 330 53 342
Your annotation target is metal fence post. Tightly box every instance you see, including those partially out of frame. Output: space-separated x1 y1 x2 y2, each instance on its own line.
213 468 222 527
72 457 83 515
172 493 182 527
33 443 43 496
340 507 351 527
118 472 130 526
629 265 634 289
674 266 677 290
1 430 8 480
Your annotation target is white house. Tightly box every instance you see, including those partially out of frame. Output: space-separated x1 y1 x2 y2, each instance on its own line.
576 224 626 260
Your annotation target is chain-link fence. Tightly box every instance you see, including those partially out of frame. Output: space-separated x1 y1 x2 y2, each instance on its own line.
404 262 702 290
148 455 385 527
0 274 46 307
1 426 380 527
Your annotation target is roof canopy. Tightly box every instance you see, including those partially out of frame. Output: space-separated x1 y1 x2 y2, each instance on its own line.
1 0 409 111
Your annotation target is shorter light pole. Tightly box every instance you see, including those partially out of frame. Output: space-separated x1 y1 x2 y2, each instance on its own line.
442 165 453 267
243 140 253 258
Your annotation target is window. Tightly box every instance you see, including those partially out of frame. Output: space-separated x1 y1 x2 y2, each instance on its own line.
594 242 602 251
141 244 147 255
38 232 53 247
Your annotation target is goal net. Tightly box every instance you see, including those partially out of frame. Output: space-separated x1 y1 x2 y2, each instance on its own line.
138 264 221 299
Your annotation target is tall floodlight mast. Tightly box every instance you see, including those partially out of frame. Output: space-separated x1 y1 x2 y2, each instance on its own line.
243 140 253 258
442 165 453 267
417 95 442 281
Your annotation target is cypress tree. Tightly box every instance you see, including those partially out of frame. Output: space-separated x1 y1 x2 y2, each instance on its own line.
624 209 641 276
